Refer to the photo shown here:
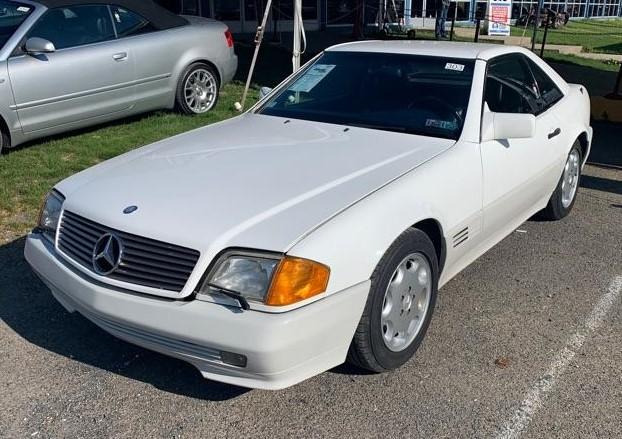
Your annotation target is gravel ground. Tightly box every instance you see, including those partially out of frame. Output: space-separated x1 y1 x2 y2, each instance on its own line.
0 164 620 438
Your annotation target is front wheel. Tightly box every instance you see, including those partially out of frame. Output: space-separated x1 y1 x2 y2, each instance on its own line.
347 228 438 372
539 142 582 221
176 63 220 115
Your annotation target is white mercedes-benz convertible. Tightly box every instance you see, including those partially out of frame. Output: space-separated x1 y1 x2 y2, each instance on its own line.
25 41 592 390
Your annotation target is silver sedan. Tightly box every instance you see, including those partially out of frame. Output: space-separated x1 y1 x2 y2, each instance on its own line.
0 0 237 153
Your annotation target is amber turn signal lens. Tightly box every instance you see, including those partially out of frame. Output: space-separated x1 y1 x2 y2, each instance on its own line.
265 257 330 306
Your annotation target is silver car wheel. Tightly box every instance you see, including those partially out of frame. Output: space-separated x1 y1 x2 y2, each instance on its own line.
381 253 432 352
561 148 580 208
184 68 217 114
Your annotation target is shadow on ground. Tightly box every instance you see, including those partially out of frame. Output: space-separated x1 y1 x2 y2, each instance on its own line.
581 173 622 195
587 121 622 168
0 237 249 401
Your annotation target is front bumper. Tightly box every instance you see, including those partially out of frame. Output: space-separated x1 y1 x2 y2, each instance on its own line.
25 234 369 390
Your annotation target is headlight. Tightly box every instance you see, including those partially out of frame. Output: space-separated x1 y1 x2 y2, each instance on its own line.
197 251 330 308
37 190 64 241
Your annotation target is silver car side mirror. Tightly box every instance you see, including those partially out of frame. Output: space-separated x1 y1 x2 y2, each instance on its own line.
24 37 56 54
259 87 273 99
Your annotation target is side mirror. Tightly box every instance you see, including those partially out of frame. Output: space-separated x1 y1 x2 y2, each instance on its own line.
24 37 56 54
259 86 273 99
481 104 536 142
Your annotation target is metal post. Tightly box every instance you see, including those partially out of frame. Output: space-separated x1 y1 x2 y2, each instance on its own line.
292 0 302 72
236 0 273 112
450 11 456 41
540 11 550 57
404 0 412 27
531 5 541 52
474 18 481 42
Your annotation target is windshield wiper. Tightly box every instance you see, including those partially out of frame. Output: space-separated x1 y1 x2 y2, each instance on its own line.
345 122 450 138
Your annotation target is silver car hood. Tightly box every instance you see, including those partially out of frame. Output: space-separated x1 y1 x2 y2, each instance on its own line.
57 114 454 254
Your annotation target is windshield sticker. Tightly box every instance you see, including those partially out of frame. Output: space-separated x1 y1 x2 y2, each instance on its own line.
425 119 456 130
289 64 336 93
17 6 31 12
445 63 465 72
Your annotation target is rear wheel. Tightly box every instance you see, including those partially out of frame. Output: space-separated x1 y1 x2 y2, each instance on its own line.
347 228 438 372
539 142 582 221
176 63 219 115
0 126 9 155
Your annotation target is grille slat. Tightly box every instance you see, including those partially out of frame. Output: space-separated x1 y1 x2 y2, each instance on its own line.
59 230 95 255
118 262 190 282
122 240 199 262
112 269 186 290
61 217 101 241
58 241 92 266
116 231 199 257
122 248 197 269
122 253 194 274
58 210 200 293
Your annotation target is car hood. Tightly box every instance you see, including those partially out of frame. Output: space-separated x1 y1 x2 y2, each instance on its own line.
57 114 453 259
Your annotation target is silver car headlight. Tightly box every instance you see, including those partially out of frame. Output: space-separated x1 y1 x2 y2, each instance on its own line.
37 190 65 241
196 250 330 309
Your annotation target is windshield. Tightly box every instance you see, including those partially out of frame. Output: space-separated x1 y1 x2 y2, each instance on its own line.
0 1 33 52
258 51 475 140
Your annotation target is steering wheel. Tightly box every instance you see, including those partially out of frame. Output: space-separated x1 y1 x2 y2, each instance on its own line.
408 96 464 126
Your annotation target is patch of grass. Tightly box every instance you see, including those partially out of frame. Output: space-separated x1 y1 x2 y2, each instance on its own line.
543 50 621 72
0 82 258 241
512 18 622 54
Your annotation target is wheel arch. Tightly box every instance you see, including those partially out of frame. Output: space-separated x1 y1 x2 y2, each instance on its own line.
577 131 590 165
411 218 446 275
182 58 222 88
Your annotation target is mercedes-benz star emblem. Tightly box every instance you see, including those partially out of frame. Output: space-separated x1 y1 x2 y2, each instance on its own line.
92 233 123 275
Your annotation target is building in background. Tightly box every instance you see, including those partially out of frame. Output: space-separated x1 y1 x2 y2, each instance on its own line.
156 0 621 33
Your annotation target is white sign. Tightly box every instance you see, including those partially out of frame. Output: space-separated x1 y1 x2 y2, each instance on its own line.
487 0 512 36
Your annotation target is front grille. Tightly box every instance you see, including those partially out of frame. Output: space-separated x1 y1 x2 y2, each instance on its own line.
58 210 200 292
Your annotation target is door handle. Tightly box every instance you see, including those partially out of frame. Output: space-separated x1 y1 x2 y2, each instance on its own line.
112 52 128 61
548 128 561 139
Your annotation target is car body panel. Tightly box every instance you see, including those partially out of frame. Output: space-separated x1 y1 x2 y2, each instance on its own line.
0 3 236 147
8 38 136 132
25 234 370 390
25 41 593 389
54 113 455 299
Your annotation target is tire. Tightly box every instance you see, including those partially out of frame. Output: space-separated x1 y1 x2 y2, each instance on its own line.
538 141 582 221
175 62 220 115
347 228 439 372
0 126 9 155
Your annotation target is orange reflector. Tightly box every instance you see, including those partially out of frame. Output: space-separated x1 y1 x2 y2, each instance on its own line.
265 257 330 306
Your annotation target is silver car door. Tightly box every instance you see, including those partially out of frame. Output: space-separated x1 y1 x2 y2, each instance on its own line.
109 5 176 107
7 4 135 133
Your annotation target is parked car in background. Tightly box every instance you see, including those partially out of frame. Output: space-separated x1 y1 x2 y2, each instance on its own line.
26 41 591 390
0 0 237 153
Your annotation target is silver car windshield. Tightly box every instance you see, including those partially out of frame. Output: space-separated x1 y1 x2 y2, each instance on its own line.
258 52 475 140
0 0 33 51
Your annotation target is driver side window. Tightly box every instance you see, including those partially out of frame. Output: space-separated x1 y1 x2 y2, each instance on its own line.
28 5 115 50
485 55 538 114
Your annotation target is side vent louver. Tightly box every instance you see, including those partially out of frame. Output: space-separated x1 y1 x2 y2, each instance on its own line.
452 227 469 248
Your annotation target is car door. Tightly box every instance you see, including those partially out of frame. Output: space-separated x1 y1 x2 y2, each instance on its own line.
7 4 135 133
108 5 176 107
479 53 565 236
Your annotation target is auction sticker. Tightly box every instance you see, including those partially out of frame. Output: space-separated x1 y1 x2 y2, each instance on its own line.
289 64 336 93
445 63 465 72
